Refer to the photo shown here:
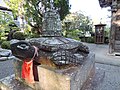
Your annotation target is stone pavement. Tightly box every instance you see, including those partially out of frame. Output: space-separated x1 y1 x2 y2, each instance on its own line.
0 43 120 90
0 59 14 79
82 63 120 90
82 43 120 90
85 43 120 66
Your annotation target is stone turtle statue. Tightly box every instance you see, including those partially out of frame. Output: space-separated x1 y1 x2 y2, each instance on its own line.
10 39 56 66
10 39 90 82
10 39 56 82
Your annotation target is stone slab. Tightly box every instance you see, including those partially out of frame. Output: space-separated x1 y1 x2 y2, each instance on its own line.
0 74 33 90
37 53 95 90
0 53 95 90
12 53 95 90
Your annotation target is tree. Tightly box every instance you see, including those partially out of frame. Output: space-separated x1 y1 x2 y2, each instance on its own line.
62 11 93 39
54 0 70 20
0 11 15 40
4 0 23 20
23 0 43 34
63 11 93 31
4 0 70 35
5 0 70 34
23 0 70 33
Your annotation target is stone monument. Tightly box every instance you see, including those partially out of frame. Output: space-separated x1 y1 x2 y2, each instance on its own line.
0 1 95 90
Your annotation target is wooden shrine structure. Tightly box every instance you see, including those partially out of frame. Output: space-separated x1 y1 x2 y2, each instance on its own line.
95 23 106 44
98 0 120 53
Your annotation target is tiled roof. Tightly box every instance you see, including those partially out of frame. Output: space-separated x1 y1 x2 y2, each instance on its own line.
98 0 112 7
0 6 12 11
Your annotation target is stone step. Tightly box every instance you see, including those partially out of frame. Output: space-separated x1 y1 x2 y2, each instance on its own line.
0 74 33 90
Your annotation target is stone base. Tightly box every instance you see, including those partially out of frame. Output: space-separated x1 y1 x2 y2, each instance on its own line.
0 74 33 90
8 53 95 90
36 53 95 90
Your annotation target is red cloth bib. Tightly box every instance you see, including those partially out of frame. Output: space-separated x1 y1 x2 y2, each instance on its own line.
21 46 38 83
22 60 34 83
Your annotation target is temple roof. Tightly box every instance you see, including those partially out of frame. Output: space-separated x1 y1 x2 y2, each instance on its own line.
98 0 112 7
94 23 106 26
0 6 12 11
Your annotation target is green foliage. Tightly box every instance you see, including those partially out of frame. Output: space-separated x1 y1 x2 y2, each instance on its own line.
4 0 23 19
0 39 5 45
65 29 80 40
86 37 94 43
0 11 15 40
4 0 70 35
54 0 70 20
63 11 93 34
80 37 94 43
62 11 94 42
1 41 10 49
23 0 70 31
0 11 13 29
24 31 40 38
22 25 40 38
12 31 25 40
23 0 43 31
29 34 40 38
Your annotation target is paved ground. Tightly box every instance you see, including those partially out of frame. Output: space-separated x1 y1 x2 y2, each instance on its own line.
82 63 120 90
85 43 120 66
0 59 14 79
83 43 120 90
0 43 120 90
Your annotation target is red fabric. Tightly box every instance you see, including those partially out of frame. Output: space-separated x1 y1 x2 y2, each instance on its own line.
21 46 38 83
22 60 34 83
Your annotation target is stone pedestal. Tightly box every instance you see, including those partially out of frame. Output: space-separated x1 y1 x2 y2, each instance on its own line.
5 53 95 90
37 53 95 90
0 74 33 90
14 59 23 81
